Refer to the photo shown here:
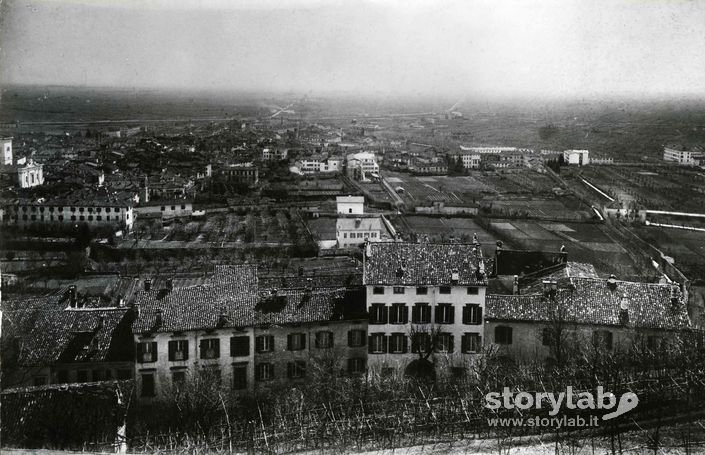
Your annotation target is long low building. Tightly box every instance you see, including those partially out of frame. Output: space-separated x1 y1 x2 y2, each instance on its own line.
3 188 136 231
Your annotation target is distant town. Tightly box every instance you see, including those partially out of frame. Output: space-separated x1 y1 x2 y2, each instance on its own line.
1 87 705 453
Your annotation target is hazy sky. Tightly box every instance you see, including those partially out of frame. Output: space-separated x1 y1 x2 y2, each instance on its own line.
1 0 705 98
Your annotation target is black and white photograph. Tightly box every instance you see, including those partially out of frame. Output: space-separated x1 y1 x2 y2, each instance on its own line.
2 0 705 453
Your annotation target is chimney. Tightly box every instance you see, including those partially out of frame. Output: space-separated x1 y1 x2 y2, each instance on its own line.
451 269 459 284
154 308 163 327
513 275 519 295
69 285 77 308
671 286 680 306
619 295 630 325
144 279 152 292
218 307 228 327
607 274 617 290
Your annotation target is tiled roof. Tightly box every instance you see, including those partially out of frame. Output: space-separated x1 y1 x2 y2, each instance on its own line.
2 291 131 366
486 277 690 330
364 242 487 286
131 265 354 334
258 273 362 289
520 262 598 294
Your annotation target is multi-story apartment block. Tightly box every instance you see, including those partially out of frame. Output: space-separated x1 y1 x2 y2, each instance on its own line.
363 242 488 378
346 152 379 181
1 137 12 165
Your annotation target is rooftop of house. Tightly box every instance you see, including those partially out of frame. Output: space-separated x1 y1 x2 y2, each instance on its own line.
336 216 383 232
17 187 135 208
364 242 488 286
486 277 690 330
131 265 363 334
336 195 364 204
2 290 131 366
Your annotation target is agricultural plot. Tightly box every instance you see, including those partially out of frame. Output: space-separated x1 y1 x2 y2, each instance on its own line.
307 217 337 241
131 209 303 246
634 226 705 280
580 165 705 212
397 216 500 254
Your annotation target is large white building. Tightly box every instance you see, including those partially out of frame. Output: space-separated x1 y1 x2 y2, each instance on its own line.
663 146 705 166
336 217 383 248
346 152 379 181
363 242 488 377
563 149 590 166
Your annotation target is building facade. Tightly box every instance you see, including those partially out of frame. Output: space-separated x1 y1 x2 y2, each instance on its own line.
363 242 488 377
563 149 590 165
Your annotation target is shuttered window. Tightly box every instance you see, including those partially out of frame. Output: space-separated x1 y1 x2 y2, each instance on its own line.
168 340 189 361
462 304 483 325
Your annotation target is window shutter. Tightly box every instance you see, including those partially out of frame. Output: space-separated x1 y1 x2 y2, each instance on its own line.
448 335 454 353
199 339 205 358
476 306 483 325
402 335 408 353
448 306 455 324
269 335 275 352
329 332 334 347
461 334 468 353
287 334 293 350
402 305 409 324
508 328 513 344
383 335 389 354
136 342 143 361
301 334 306 349
168 341 175 361
269 364 275 379
256 336 263 353
382 306 388 324
435 306 442 324
151 342 158 361
214 340 220 358
412 305 419 323
348 331 353 347
361 331 367 346
462 306 468 324
368 335 373 353
477 336 482 352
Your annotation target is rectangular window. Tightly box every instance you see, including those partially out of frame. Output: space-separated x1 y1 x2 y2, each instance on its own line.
233 363 248 390
389 333 408 354
200 338 220 359
439 286 451 294
315 331 334 349
348 329 366 347
369 304 388 324
287 360 306 379
373 286 384 295
593 330 613 351
255 363 274 381
347 358 366 375
255 335 275 353
368 333 387 354
495 326 513 345
287 333 307 351
542 328 556 347
437 333 454 353
435 304 454 324
168 340 189 361
416 287 428 295
412 303 431 324
467 287 479 295
172 371 186 389
137 341 158 363
462 304 482 325
141 373 155 397
393 286 405 294
389 303 408 324
411 333 431 354
231 336 250 357
462 333 482 353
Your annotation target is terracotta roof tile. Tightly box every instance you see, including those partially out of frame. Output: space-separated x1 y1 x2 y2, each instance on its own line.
364 242 487 286
486 277 690 330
